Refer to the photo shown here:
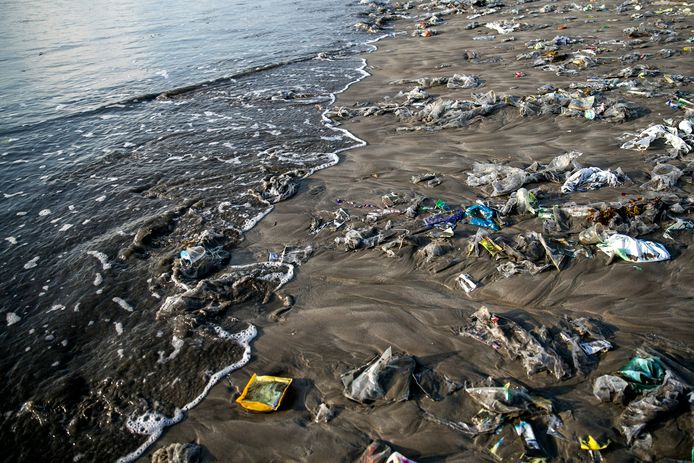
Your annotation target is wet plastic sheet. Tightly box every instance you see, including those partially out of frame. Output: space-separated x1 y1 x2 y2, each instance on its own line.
341 347 415 404
466 162 529 196
597 234 670 263
618 371 686 445
460 307 569 380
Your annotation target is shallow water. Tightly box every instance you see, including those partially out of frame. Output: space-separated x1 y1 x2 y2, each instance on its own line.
0 0 382 460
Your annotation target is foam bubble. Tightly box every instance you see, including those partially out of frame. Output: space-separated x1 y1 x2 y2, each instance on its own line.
114 322 123 336
6 312 20 326
95 195 106 202
112 298 134 312
87 251 111 270
93 273 103 286
23 256 39 269
58 224 73 232
5 237 17 245
38 209 51 216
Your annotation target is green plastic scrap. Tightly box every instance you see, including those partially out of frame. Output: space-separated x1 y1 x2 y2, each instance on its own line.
617 356 665 392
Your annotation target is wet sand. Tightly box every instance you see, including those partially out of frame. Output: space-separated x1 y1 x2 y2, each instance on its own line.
147 1 693 461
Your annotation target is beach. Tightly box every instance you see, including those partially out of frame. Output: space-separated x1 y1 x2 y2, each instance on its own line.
146 1 694 462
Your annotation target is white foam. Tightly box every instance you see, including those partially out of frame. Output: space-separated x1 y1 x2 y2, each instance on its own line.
157 336 184 364
114 322 123 336
93 273 103 286
87 251 111 270
95 195 106 202
38 209 51 216
47 305 65 313
6 312 20 326
58 224 73 232
23 256 39 269
112 298 134 312
117 324 257 463
5 237 17 245
241 206 273 231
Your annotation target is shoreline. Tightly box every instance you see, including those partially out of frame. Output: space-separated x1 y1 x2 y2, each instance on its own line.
145 1 693 461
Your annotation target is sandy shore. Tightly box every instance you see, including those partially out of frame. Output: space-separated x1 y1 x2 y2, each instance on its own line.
146 1 694 461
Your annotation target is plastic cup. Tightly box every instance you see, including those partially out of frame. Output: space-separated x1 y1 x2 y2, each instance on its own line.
579 224 605 245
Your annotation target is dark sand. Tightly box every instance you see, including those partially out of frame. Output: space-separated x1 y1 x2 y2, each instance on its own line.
146 1 694 461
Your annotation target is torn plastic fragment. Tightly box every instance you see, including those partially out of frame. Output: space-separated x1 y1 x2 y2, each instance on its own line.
617 356 665 392
456 273 479 293
514 420 542 452
579 340 613 355
593 375 629 404
235 374 292 412
341 347 415 404
466 204 501 231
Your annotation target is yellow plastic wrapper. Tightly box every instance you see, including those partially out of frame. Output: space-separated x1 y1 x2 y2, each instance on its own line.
580 435 610 451
235 374 292 412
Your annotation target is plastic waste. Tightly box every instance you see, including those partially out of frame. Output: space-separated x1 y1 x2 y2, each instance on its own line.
465 204 500 230
580 435 609 463
561 167 622 193
579 340 613 355
514 420 542 452
619 371 686 445
235 374 292 412
466 162 529 196
547 414 568 441
516 188 538 215
617 356 665 392
593 375 630 403
578 224 606 245
359 440 392 463
597 234 670 263
412 367 461 401
341 347 415 404
386 452 417 463
620 123 691 155
460 307 569 380
466 383 552 416
180 246 206 265
423 209 465 228
663 218 694 240
447 74 483 88
641 163 683 191
314 403 332 423
456 273 478 293
489 436 504 459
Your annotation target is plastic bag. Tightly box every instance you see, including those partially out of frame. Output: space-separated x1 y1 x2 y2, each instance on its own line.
597 234 670 263
465 204 500 230
561 167 622 193
641 163 683 191
341 347 415 404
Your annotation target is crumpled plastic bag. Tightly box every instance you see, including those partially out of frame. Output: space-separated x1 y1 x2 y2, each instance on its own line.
593 374 630 403
641 163 682 191
618 371 686 445
341 347 415 404
466 162 529 196
447 74 483 88
460 307 569 380
617 356 665 392
620 123 691 155
561 167 623 193
597 234 670 263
